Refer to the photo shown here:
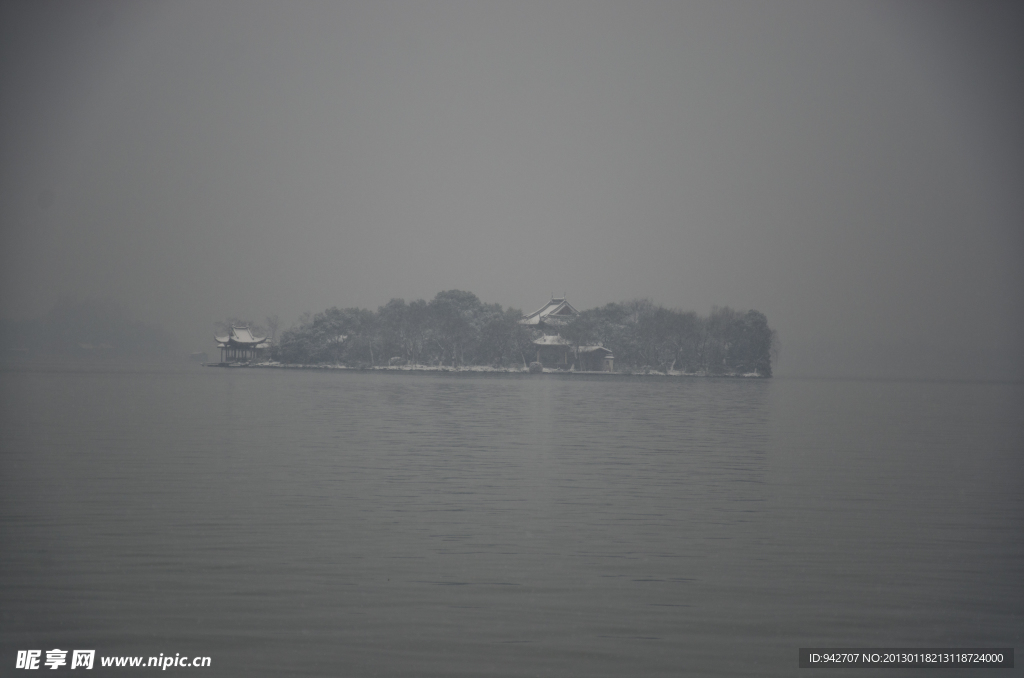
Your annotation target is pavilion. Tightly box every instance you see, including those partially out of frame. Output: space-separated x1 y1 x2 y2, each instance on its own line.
531 334 615 372
214 326 269 363
523 297 614 371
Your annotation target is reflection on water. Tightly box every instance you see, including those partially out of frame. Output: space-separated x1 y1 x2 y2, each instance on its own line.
1 369 1020 676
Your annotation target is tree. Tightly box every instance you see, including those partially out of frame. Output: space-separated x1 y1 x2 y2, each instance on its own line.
406 299 431 365
428 290 482 366
272 307 373 364
265 315 281 344
479 307 532 366
725 310 775 376
698 307 741 374
378 299 409 362
664 310 703 372
560 313 596 370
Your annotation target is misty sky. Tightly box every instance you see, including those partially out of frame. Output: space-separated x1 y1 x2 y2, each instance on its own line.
2 1 1021 378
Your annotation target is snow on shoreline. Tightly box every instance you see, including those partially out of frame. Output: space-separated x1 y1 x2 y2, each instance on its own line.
206 362 768 377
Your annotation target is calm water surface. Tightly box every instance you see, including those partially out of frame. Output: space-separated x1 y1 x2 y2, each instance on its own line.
1 366 1021 676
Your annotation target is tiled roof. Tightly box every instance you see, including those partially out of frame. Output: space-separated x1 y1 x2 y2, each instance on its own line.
520 297 579 325
576 345 612 355
215 326 267 346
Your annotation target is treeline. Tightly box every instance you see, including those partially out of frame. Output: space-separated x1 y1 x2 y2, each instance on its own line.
562 301 775 376
274 291 531 367
272 290 776 376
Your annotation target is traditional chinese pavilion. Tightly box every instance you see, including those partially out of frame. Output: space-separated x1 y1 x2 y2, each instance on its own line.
533 333 572 367
214 326 269 363
532 334 615 371
523 297 613 371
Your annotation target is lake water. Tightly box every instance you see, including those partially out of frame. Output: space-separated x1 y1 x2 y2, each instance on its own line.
1 366 1021 676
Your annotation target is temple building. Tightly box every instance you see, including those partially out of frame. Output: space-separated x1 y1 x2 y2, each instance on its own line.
523 297 613 371
532 334 615 372
215 326 269 363
533 334 572 367
520 297 579 327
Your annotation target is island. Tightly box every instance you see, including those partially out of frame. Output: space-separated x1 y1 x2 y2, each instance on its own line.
212 291 776 377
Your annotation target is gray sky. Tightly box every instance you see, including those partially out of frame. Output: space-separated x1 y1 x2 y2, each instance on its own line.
2 0 1022 378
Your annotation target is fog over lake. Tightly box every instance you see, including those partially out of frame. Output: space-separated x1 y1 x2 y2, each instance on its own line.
1 2 1022 676
1 1 1021 379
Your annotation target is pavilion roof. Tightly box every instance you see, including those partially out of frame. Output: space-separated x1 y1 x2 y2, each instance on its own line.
520 297 579 325
215 326 268 347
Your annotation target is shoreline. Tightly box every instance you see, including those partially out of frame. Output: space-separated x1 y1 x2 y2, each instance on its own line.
204 361 769 378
